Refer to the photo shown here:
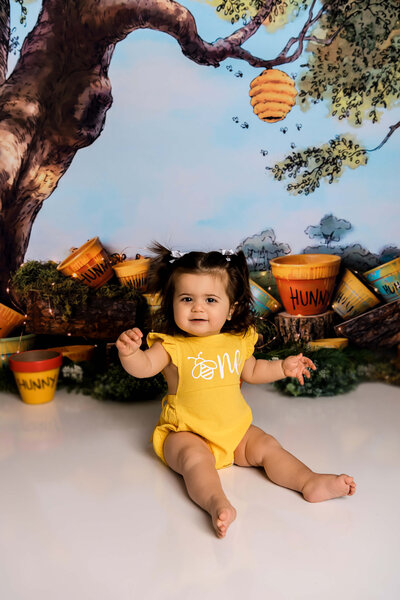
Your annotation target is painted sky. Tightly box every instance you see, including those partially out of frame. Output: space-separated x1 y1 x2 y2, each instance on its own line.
9 1 400 262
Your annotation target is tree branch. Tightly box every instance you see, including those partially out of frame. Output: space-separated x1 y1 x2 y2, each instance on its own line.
222 0 331 69
84 0 280 67
367 120 400 152
303 6 363 46
268 0 326 67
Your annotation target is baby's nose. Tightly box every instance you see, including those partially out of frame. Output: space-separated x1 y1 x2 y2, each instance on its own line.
191 300 204 311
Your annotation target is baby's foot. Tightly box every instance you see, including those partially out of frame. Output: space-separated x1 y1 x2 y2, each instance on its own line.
302 473 356 503
210 501 237 538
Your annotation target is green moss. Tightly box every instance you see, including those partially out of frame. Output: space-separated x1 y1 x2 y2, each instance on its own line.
255 346 400 397
11 261 147 321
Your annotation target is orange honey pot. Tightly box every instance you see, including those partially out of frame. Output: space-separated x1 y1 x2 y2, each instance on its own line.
270 254 341 316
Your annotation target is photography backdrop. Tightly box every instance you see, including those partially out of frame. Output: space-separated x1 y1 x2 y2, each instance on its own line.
10 1 399 265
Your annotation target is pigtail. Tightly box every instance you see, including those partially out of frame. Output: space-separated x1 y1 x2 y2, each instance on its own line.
147 242 182 334
146 242 174 295
222 250 255 334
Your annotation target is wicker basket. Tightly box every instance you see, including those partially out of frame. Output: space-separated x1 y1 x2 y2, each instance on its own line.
113 259 150 291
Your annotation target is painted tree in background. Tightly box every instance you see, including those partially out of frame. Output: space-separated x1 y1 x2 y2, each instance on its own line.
305 215 352 247
0 0 400 301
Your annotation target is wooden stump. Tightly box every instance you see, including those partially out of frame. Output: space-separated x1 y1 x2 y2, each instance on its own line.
334 298 400 347
274 310 335 344
23 291 147 340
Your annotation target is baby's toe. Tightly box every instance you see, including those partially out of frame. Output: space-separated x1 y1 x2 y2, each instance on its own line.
343 475 356 495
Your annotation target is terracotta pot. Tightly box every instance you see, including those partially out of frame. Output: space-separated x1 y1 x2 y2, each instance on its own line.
332 268 380 319
249 279 281 315
9 350 62 405
57 237 113 289
363 257 400 303
113 258 150 291
270 254 341 316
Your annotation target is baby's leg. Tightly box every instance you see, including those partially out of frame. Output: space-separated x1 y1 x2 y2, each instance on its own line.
234 425 356 502
163 431 236 537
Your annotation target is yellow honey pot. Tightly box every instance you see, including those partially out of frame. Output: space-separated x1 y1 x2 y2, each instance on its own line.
9 350 63 405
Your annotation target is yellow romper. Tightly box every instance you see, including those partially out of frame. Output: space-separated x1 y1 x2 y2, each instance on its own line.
147 328 258 470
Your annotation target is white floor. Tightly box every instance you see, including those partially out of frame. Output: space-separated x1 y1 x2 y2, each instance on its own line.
1 381 399 600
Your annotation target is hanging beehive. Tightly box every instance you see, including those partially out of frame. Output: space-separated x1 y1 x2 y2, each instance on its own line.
249 69 297 123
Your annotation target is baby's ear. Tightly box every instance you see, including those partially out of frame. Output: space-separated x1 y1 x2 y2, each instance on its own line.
228 302 238 319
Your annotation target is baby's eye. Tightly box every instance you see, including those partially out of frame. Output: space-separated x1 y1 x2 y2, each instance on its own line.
206 297 217 303
181 297 192 302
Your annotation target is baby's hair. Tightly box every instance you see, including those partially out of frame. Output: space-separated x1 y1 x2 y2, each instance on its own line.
147 242 255 335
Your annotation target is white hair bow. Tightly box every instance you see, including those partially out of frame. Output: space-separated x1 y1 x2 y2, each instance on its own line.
220 249 235 262
169 250 186 262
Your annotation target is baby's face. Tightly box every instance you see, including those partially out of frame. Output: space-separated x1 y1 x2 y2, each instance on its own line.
173 271 233 337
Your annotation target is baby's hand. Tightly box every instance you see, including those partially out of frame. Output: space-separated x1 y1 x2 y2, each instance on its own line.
116 328 143 358
282 353 316 385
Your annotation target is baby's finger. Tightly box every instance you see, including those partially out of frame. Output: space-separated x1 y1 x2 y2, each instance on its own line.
297 372 305 385
119 331 134 344
131 327 143 337
126 328 143 342
303 356 316 370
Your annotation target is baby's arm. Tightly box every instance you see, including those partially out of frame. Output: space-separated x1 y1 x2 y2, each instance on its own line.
241 353 316 386
116 328 170 378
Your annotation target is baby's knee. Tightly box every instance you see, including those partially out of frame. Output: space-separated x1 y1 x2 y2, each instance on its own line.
249 431 282 464
164 432 215 474
262 433 281 450
177 443 215 474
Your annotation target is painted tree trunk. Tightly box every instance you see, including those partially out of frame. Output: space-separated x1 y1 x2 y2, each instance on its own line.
274 310 335 344
0 2 115 301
